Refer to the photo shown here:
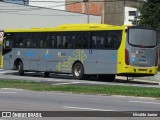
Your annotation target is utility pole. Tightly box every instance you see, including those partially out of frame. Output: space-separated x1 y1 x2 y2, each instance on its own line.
83 0 90 23
87 0 90 23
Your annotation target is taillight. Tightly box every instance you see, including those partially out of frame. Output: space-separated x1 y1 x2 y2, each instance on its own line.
125 49 130 65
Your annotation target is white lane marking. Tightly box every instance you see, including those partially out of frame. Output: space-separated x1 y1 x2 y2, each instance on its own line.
0 91 17 94
0 71 10 74
53 82 82 85
1 88 23 90
0 70 14 74
63 106 114 111
129 101 160 105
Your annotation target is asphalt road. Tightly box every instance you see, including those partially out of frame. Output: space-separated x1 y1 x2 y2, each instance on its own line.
0 69 160 120
0 88 160 111
0 88 160 120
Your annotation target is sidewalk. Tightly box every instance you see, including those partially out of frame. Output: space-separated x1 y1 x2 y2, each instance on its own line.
116 72 160 85
136 72 160 81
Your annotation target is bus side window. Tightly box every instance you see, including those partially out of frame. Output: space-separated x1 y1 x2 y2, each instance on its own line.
12 33 18 47
40 40 43 48
75 39 81 49
91 39 96 48
67 35 73 49
37 33 45 48
105 31 122 49
51 35 56 48
75 32 89 49
57 36 62 48
14 33 25 48
45 35 50 48
25 33 33 48
90 32 105 49
75 33 80 48
67 34 75 49
62 35 68 49
105 33 114 49
81 36 88 48
113 33 122 49
26 39 31 47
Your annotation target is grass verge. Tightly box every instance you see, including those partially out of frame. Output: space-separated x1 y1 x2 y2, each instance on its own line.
0 80 160 98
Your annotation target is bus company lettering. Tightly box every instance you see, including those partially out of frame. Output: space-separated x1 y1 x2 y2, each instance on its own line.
58 52 67 58
133 112 158 117
11 112 42 118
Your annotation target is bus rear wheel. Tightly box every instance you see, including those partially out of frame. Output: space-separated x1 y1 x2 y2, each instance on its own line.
18 62 24 76
72 63 85 80
98 75 115 82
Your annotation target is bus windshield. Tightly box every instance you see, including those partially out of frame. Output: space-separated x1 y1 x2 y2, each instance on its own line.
128 28 157 47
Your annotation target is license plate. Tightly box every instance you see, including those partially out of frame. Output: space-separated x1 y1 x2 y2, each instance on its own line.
139 59 147 64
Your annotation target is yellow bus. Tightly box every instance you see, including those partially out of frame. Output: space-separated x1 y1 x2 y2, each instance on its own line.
2 24 159 81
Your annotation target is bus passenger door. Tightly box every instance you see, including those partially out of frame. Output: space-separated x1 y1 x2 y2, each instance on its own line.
2 33 13 69
0 43 3 68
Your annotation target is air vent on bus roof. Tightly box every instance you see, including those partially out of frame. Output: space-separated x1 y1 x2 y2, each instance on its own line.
44 27 53 29
55 24 114 29
31 27 41 29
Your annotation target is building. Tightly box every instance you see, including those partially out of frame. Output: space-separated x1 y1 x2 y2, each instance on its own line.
3 0 29 5
66 0 140 25
66 0 103 16
0 1 100 29
3 0 65 10
29 0 65 10
2 0 141 25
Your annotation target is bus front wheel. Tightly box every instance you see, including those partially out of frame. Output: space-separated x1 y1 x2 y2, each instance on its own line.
18 62 24 76
72 63 85 80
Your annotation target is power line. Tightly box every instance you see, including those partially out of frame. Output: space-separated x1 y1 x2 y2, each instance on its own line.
0 0 139 15
1 0 132 10
0 1 82 12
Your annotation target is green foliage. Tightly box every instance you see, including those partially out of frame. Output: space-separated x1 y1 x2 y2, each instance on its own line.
0 80 160 98
147 0 160 3
136 0 160 29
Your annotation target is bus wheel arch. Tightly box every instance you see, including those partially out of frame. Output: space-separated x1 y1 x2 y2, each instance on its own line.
72 61 85 80
14 59 24 76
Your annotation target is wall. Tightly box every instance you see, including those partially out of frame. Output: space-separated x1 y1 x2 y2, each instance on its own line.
3 0 65 10
66 0 140 25
104 0 124 25
104 0 140 25
124 7 137 25
29 0 65 10
66 1 103 16
3 0 28 5
0 2 101 29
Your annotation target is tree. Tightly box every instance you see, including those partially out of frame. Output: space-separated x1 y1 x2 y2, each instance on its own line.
136 0 160 29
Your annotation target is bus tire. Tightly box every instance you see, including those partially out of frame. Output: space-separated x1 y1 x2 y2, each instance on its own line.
98 75 115 82
18 62 24 76
44 72 50 77
72 63 85 80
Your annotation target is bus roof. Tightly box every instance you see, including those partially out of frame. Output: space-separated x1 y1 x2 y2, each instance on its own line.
4 23 127 32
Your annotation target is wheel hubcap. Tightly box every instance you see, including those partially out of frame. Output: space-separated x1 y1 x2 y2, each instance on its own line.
18 65 20 71
75 67 81 77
